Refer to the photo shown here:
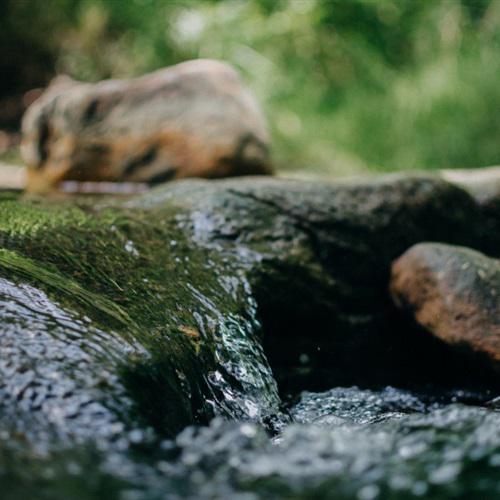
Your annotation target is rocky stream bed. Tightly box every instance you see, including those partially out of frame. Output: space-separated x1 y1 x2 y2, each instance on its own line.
1 172 500 499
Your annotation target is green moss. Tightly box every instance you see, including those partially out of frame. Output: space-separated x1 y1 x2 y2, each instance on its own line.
0 191 281 436
0 248 132 327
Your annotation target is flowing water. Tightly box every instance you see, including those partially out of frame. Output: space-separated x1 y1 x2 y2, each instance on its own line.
1 190 499 498
2 384 499 499
2 268 499 498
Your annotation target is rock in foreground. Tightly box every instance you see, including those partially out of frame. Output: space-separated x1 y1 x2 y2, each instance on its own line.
0 173 496 452
1 173 500 498
391 243 500 374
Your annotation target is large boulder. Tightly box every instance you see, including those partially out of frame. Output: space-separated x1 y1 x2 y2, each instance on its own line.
0 174 493 441
20 59 271 194
390 242 500 375
1 173 500 496
186 174 486 391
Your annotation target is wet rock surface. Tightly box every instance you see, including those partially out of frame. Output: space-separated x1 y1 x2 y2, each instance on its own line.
2 393 500 499
391 243 500 375
173 174 489 392
0 173 499 498
174 402 500 500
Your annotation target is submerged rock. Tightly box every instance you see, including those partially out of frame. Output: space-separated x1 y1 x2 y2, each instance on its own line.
391 243 500 375
205 404 500 500
3 400 500 499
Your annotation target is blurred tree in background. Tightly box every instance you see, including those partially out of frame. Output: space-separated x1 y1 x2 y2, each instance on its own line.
1 0 500 174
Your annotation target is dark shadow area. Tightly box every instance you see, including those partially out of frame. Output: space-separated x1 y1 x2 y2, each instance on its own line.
120 356 215 438
255 262 500 403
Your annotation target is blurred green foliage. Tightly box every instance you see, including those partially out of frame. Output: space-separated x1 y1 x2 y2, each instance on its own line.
2 0 500 174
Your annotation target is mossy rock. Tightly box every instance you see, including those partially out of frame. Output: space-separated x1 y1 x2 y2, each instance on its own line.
0 174 498 497
0 185 281 448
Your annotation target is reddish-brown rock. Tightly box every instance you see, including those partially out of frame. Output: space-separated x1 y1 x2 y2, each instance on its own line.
21 59 271 193
390 243 500 374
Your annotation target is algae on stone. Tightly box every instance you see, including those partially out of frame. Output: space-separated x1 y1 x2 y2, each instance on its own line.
0 188 282 446
1 174 499 498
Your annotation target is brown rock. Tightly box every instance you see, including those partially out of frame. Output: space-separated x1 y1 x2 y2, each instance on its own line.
21 59 271 193
390 243 500 374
